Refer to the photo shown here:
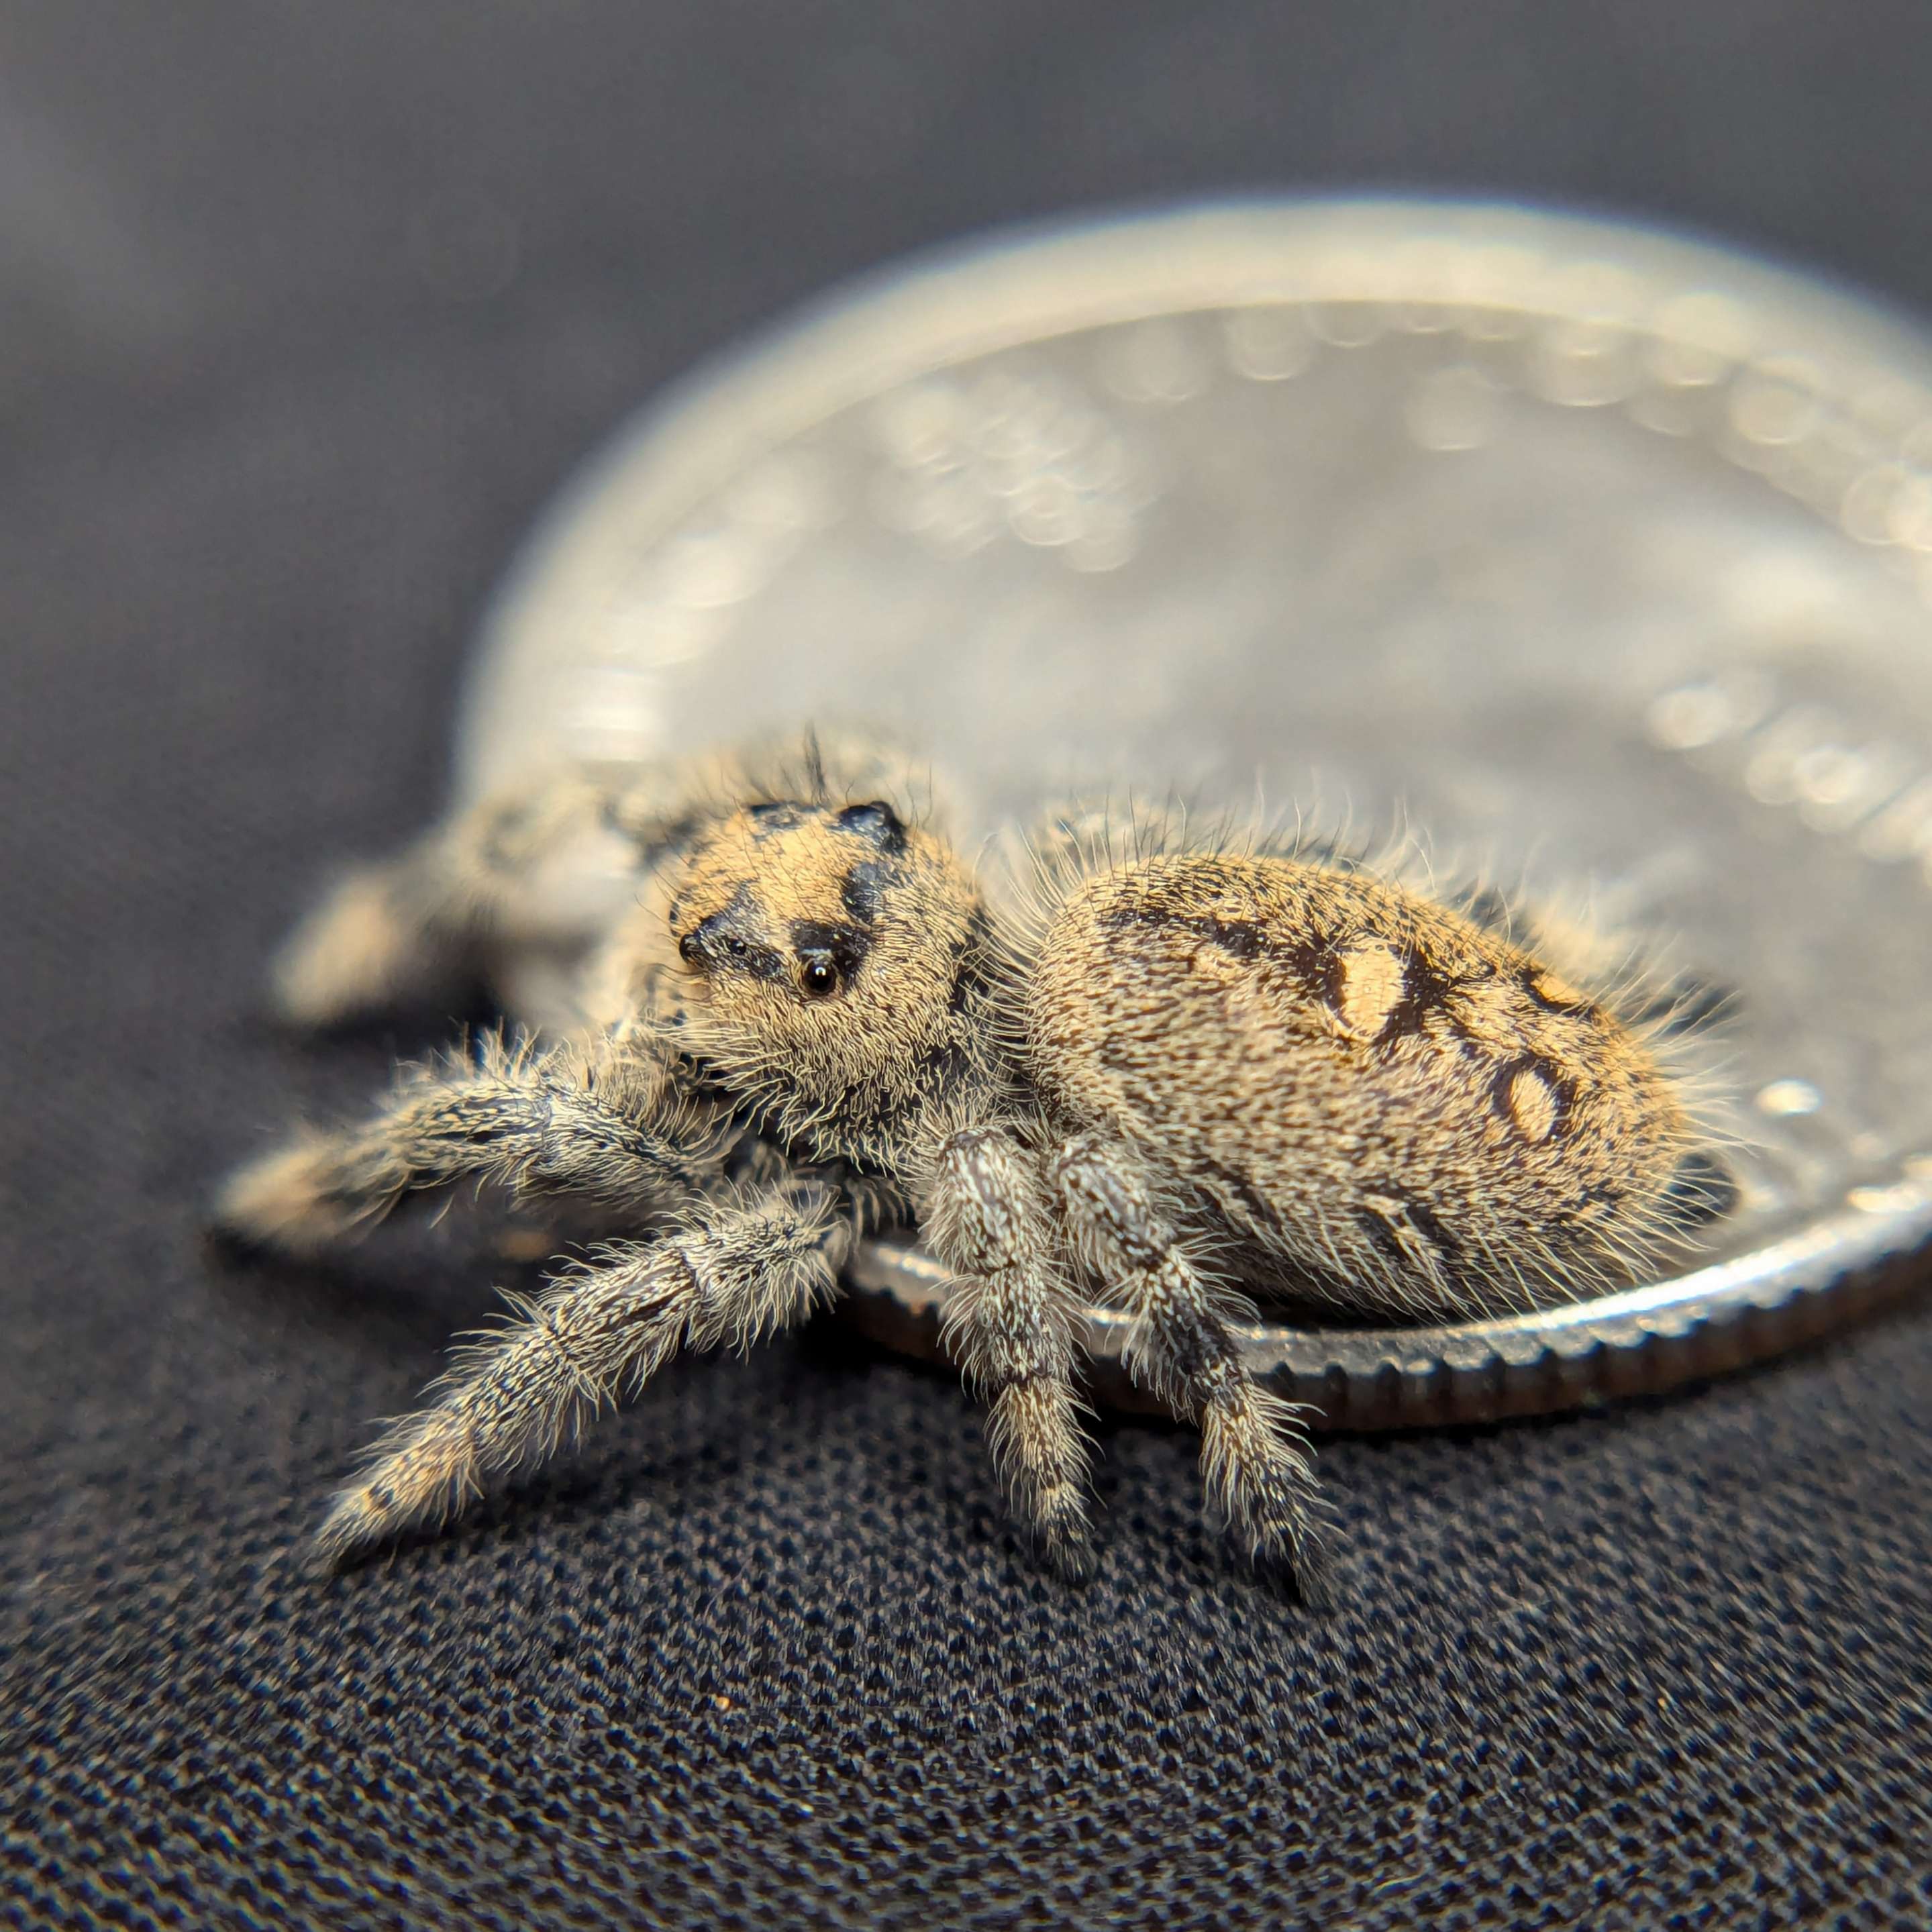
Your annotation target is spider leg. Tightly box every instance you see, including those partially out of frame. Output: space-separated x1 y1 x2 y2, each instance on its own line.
313 1176 850 1564
924 1125 1097 1581
1050 1133 1329 1586
214 1030 726 1256
270 768 630 1030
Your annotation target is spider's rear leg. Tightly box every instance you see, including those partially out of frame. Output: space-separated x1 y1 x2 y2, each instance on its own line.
925 1126 1098 1581
314 1177 851 1564
272 768 631 1030
214 1031 725 1256
1050 1133 1329 1588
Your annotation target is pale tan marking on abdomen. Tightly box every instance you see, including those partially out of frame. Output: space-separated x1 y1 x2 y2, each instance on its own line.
1333 939 1407 1041
1505 1062 1562 1141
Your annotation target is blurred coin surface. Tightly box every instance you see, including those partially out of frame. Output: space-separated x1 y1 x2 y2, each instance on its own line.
458 199 1932 1425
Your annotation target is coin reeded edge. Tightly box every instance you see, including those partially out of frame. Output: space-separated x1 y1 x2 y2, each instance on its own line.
844 1197 1932 1430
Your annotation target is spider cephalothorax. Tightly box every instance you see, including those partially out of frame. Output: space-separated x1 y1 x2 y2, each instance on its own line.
217 729 1732 1584
599 793 1007 1173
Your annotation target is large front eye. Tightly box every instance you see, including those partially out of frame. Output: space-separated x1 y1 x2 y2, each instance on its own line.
798 956 840 999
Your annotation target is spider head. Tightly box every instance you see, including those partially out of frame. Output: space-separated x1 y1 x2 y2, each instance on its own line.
653 795 993 1154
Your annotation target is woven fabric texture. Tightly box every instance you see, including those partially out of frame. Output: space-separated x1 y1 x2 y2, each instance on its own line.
4 7 1931 1927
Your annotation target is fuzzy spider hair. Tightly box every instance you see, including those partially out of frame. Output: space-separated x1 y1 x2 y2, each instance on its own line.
217 728 1733 1584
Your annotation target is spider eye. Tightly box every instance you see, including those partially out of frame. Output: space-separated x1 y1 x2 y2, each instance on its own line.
677 932 703 964
727 937 748 958
798 956 840 999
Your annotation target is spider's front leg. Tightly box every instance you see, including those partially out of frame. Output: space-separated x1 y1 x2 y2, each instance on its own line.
214 1030 725 1256
1050 1133 1329 1587
313 1176 851 1563
923 1125 1097 1580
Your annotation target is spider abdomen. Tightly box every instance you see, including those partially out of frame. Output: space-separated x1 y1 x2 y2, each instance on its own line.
1021 851 1703 1316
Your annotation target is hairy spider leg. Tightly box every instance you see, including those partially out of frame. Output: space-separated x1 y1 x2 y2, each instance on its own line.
927 1124 1098 1580
313 1178 852 1563
215 1031 727 1256
1050 1133 1329 1586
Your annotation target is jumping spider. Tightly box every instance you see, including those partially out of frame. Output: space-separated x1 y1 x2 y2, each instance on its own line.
217 729 1731 1584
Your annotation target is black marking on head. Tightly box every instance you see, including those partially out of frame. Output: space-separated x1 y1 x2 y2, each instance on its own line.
836 800 907 854
1488 1054 1575 1141
839 860 891 931
1656 1150 1738 1231
746 801 807 837
789 917 871 982
688 885 785 981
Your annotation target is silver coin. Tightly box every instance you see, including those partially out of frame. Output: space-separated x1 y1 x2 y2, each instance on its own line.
456 197 1932 1428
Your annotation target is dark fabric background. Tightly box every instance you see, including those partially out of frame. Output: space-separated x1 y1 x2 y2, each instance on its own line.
4 6 1931 1928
